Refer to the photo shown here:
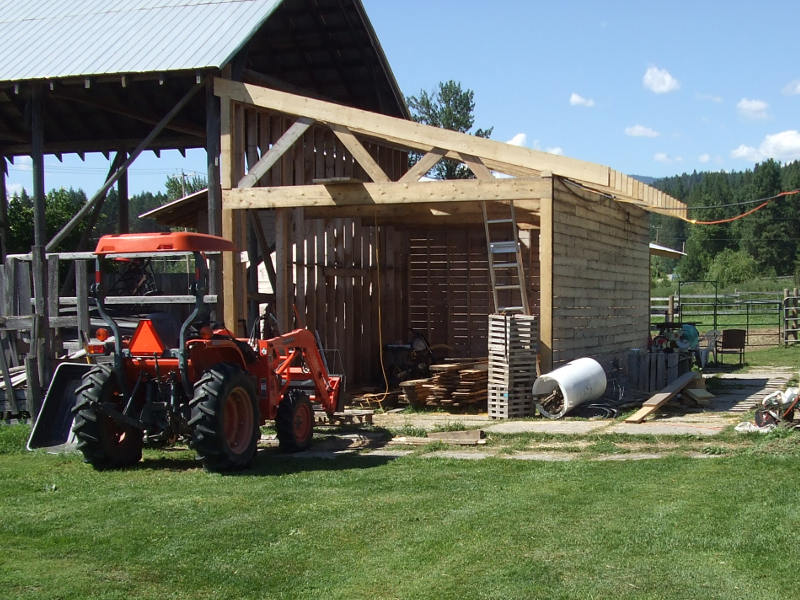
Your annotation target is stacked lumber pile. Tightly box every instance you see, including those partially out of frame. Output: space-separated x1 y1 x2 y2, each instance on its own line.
0 365 29 419
423 360 488 410
398 379 430 409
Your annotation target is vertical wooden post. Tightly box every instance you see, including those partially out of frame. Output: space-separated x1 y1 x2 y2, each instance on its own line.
0 156 7 262
206 75 222 318
76 260 89 343
245 111 260 328
783 288 788 345
117 151 129 233
275 208 291 332
30 83 49 409
538 176 554 372
667 294 675 323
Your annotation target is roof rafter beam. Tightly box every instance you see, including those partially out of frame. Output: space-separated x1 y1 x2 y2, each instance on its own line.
47 82 203 250
237 116 313 188
51 89 204 137
215 78 610 187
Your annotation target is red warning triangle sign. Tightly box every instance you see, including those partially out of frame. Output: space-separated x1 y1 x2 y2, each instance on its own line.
129 319 166 356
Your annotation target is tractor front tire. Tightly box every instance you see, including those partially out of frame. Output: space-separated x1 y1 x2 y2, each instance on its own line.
72 364 143 469
189 364 259 471
276 390 314 452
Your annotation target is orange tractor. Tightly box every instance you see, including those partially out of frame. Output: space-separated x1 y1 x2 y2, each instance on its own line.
35 232 341 471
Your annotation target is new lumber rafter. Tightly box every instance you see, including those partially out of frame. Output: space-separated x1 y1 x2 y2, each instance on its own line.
215 78 607 185
214 78 686 215
222 177 550 210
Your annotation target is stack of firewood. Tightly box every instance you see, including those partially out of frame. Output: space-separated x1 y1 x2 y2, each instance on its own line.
422 360 488 409
399 379 431 409
450 364 488 405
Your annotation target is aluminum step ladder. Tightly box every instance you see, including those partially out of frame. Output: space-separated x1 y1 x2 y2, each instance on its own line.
481 200 530 314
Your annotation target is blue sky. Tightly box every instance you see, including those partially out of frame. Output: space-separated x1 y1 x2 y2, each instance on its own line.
8 0 800 197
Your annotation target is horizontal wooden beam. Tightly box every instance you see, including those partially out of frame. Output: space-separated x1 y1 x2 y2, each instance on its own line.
223 177 550 210
215 78 610 187
304 199 541 224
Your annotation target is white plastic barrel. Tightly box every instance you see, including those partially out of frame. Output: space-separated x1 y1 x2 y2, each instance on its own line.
532 357 607 419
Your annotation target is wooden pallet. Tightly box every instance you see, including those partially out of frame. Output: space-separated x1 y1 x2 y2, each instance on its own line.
487 313 538 419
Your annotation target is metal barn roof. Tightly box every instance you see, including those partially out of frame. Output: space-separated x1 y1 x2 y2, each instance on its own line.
0 0 408 156
0 0 282 82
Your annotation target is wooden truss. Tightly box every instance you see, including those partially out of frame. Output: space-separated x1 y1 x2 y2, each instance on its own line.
214 78 687 344
215 78 687 217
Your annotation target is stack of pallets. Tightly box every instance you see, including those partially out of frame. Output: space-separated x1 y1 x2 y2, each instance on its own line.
487 314 538 419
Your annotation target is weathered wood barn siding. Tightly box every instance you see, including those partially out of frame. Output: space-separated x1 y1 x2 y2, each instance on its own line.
224 104 409 384
406 226 540 359
549 178 650 366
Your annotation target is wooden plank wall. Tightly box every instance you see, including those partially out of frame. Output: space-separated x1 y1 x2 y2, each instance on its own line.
287 218 408 385
550 178 649 366
407 226 539 359
240 106 406 188
236 105 408 385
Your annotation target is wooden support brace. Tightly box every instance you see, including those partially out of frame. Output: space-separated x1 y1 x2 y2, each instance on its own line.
237 117 313 188
399 147 446 182
330 124 389 183
457 153 495 180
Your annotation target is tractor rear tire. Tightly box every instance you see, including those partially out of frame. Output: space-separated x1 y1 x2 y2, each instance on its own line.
189 364 259 471
72 364 143 469
276 390 314 452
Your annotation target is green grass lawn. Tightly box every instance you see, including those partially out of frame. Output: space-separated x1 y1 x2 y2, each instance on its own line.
2 424 800 599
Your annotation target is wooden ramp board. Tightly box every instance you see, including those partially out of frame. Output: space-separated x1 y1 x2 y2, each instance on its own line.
684 388 714 407
624 372 702 423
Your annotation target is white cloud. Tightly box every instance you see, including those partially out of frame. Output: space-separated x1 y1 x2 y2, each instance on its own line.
506 133 527 147
11 156 32 172
643 66 680 94
783 80 800 95
698 153 711 163
737 98 769 119
6 183 23 197
506 133 563 155
731 130 800 162
654 153 683 164
696 92 723 103
625 124 659 138
569 92 595 107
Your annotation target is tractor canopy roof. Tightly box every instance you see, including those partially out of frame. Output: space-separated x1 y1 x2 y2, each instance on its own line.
94 232 236 255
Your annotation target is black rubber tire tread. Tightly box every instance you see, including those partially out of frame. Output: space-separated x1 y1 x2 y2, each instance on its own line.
189 363 259 471
72 364 143 469
276 389 314 452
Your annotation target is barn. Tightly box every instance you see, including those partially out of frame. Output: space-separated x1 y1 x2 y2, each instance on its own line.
0 0 685 404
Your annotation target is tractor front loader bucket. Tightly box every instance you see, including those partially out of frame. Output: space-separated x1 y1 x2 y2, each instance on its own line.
27 362 94 451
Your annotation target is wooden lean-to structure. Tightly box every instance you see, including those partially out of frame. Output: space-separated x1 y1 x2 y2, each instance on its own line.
0 0 686 414
211 79 686 384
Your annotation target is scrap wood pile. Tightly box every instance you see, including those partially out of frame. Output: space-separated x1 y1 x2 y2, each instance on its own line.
0 365 29 419
400 359 488 411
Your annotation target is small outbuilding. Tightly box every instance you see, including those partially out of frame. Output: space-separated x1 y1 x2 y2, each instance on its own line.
0 0 686 391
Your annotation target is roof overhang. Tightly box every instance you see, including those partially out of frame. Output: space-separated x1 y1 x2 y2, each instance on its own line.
649 242 686 259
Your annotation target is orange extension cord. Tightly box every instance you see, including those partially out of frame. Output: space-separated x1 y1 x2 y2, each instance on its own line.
681 189 800 225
